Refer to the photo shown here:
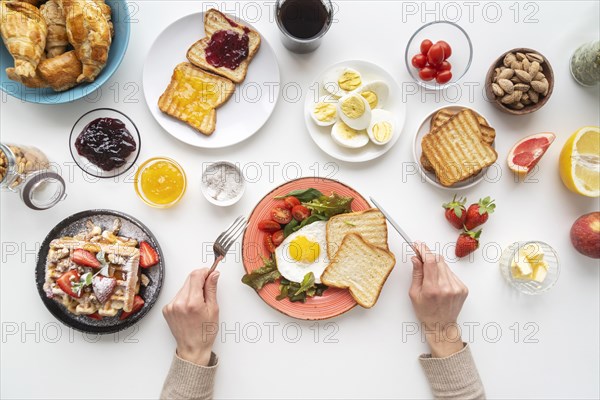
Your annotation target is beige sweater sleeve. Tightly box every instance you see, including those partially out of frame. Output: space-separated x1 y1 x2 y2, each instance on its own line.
160 352 218 400
419 344 485 400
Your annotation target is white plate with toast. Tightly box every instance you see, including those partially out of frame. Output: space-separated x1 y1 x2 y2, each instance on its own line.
143 10 280 149
304 60 406 163
413 105 498 190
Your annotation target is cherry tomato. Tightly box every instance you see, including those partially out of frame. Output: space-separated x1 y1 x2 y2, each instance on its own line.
291 205 311 221
283 196 301 209
427 43 445 66
437 61 451 72
436 40 452 59
264 234 276 253
419 66 437 81
420 39 433 55
436 70 453 84
271 207 292 224
271 230 285 247
411 54 427 69
258 220 281 233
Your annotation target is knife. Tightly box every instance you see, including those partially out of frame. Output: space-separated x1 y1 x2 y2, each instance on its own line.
370 197 423 262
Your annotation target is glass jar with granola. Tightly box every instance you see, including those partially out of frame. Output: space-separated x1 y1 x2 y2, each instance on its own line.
0 143 66 210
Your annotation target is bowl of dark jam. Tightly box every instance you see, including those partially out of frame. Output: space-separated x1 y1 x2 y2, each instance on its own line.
69 108 141 178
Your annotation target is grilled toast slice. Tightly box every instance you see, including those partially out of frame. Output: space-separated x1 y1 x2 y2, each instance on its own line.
187 9 260 83
421 109 498 187
326 209 388 259
321 233 395 309
158 62 235 136
431 108 496 145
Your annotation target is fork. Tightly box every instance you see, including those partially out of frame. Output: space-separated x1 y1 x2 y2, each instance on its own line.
208 216 248 274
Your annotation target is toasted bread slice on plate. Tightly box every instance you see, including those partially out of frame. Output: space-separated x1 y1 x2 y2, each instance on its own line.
321 233 395 308
187 9 261 83
158 62 235 136
421 109 498 187
431 108 496 145
326 209 388 259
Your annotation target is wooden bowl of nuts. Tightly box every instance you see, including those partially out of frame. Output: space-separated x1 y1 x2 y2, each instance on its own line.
485 48 554 115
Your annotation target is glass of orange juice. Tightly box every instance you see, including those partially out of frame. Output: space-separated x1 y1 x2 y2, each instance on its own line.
135 157 186 208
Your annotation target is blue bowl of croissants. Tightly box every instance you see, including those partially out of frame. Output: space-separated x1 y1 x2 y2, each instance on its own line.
0 0 129 104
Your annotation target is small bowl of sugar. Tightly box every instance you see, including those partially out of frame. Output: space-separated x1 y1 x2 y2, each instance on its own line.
201 161 246 207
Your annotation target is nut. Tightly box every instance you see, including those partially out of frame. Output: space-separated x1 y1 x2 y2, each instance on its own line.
510 60 523 70
526 53 544 63
522 58 531 72
491 83 504 97
522 93 531 105
498 68 515 80
531 80 548 94
514 83 530 92
515 69 532 83
528 89 539 103
541 78 549 96
503 52 517 67
516 52 527 61
511 76 520 83
513 90 523 103
534 72 545 81
510 101 525 110
498 78 514 94
529 61 540 78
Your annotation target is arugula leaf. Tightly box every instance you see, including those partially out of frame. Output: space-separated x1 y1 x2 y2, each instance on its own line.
274 188 323 203
241 256 281 291
294 272 315 296
283 219 299 238
293 214 328 232
305 193 354 218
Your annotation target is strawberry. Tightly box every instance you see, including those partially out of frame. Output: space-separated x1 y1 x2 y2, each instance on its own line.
139 241 159 268
455 229 482 258
71 249 101 268
120 295 145 320
56 270 81 298
464 197 496 230
442 195 467 229
92 276 116 304
88 312 102 320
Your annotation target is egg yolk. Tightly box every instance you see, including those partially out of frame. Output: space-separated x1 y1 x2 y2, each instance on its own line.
338 71 361 91
341 95 365 119
372 121 392 143
336 121 359 139
289 236 321 263
361 90 378 109
313 102 337 122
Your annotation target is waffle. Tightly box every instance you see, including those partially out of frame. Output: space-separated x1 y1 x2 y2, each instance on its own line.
421 109 498 187
43 221 141 316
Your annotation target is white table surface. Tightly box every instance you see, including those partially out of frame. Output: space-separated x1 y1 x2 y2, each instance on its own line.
1 1 599 399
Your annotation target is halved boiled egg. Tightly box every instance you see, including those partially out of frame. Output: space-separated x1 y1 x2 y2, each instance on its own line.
356 80 389 110
337 92 371 130
322 67 363 98
331 120 369 149
310 96 338 126
367 109 396 145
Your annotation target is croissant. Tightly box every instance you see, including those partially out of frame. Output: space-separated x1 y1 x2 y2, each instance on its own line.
60 0 111 83
40 0 68 58
0 1 47 79
6 50 82 91
6 66 48 88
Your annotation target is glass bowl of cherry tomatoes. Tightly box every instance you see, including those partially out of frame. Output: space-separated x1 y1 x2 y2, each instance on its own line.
405 21 473 90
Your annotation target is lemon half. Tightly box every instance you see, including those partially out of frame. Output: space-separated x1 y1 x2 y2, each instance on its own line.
559 126 600 197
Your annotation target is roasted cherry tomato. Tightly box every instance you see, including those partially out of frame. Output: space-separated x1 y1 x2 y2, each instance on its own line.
420 39 433 55
283 196 301 209
427 43 445 66
436 70 453 84
436 40 452 59
271 230 285 247
437 61 451 72
291 205 311 221
411 54 427 69
419 66 437 81
258 220 281 233
270 207 292 224
264 234 276 253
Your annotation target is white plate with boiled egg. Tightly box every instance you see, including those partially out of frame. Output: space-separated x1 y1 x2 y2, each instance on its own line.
304 60 406 162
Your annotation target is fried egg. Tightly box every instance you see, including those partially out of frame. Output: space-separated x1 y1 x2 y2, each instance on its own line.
275 221 329 284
